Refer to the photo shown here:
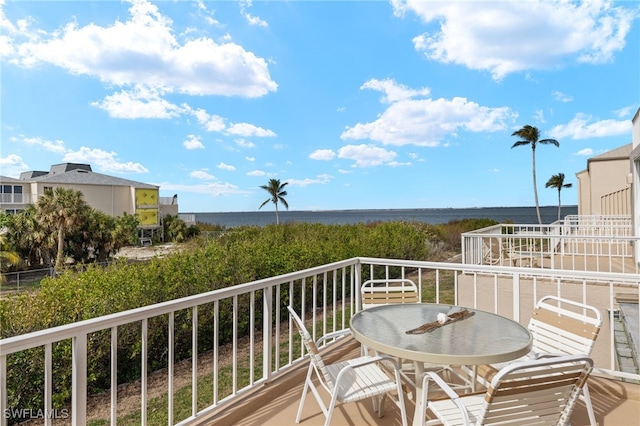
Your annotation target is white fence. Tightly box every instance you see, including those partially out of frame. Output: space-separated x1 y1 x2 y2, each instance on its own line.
462 215 638 273
1 257 639 425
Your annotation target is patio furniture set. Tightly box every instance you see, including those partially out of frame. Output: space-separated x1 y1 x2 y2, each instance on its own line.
288 280 602 426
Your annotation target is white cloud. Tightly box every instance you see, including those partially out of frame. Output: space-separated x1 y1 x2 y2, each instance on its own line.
395 0 636 80
386 161 411 167
287 174 333 187
549 113 631 140
552 91 573 103
342 78 514 146
5 0 277 97
63 147 148 173
217 162 236 171
183 135 205 150
0 154 29 177
247 169 268 176
575 148 594 156
533 110 546 124
235 138 256 148
309 149 336 161
190 170 216 180
613 105 637 118
245 156 255 162
337 144 397 168
92 85 183 119
22 135 66 153
240 0 268 27
158 181 249 197
361 78 430 103
226 122 276 137
185 107 227 132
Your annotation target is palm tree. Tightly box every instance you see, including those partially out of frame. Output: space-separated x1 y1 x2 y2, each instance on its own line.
36 187 87 271
259 179 289 224
511 125 560 224
546 172 573 221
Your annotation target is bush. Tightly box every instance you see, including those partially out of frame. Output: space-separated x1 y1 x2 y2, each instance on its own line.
0 220 463 417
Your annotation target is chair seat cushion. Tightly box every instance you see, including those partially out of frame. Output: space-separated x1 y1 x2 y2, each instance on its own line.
326 357 398 403
428 394 484 425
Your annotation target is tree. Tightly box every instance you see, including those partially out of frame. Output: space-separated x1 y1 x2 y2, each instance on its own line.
36 187 87 271
259 178 289 224
511 125 559 224
7 205 55 268
0 214 19 283
546 173 573 221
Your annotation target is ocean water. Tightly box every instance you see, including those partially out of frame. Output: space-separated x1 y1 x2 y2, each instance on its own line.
189 205 578 228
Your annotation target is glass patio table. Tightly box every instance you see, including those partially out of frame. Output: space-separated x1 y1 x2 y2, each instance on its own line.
349 303 532 425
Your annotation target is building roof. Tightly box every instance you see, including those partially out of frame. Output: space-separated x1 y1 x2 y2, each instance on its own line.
19 163 158 189
589 143 632 162
0 175 23 183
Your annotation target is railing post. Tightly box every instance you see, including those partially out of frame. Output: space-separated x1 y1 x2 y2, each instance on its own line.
512 273 520 323
72 334 87 426
355 263 362 311
1 354 7 426
263 287 273 381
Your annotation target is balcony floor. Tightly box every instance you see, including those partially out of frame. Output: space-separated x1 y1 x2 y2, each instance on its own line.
207 338 640 426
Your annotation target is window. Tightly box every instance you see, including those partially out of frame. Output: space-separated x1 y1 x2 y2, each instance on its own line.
0 184 23 204
13 186 22 203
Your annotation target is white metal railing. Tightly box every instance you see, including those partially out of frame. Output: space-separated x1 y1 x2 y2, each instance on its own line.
462 215 638 273
563 214 633 237
1 257 639 425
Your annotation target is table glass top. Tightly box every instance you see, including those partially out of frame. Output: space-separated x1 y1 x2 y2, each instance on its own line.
350 303 532 365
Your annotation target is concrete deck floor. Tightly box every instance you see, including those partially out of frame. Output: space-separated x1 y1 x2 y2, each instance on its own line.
208 338 640 426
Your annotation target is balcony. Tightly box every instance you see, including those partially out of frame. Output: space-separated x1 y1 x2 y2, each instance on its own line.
462 215 638 273
1 217 639 425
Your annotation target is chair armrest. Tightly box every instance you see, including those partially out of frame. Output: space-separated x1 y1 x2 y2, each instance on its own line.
333 355 401 385
316 328 351 346
421 371 471 425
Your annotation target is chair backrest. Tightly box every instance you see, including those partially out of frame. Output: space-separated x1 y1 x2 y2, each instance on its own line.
483 237 504 265
480 354 593 425
360 279 419 309
528 295 602 357
287 306 333 386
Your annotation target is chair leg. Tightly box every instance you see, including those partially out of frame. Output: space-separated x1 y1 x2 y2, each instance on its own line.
325 391 341 426
582 382 597 426
296 366 314 423
376 394 387 418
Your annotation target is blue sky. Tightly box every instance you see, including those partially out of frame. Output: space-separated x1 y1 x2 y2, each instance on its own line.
1 0 639 213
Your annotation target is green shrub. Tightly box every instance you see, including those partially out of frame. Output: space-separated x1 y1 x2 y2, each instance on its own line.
0 220 460 417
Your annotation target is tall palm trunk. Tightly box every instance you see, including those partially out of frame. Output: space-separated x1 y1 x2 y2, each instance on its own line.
557 189 562 221
55 226 65 271
532 147 542 225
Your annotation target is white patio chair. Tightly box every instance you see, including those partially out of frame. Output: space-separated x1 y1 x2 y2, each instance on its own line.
476 295 602 426
287 305 408 426
360 278 427 387
421 354 594 426
360 278 419 309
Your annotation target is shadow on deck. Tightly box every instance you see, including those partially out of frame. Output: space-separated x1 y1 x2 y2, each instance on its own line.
204 338 640 426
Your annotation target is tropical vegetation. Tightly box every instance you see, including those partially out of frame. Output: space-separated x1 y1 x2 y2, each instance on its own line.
546 172 573 221
511 125 559 224
259 178 289 224
0 218 496 419
1 190 140 272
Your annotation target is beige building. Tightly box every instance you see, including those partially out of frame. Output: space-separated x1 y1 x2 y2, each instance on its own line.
575 143 632 216
0 163 179 239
